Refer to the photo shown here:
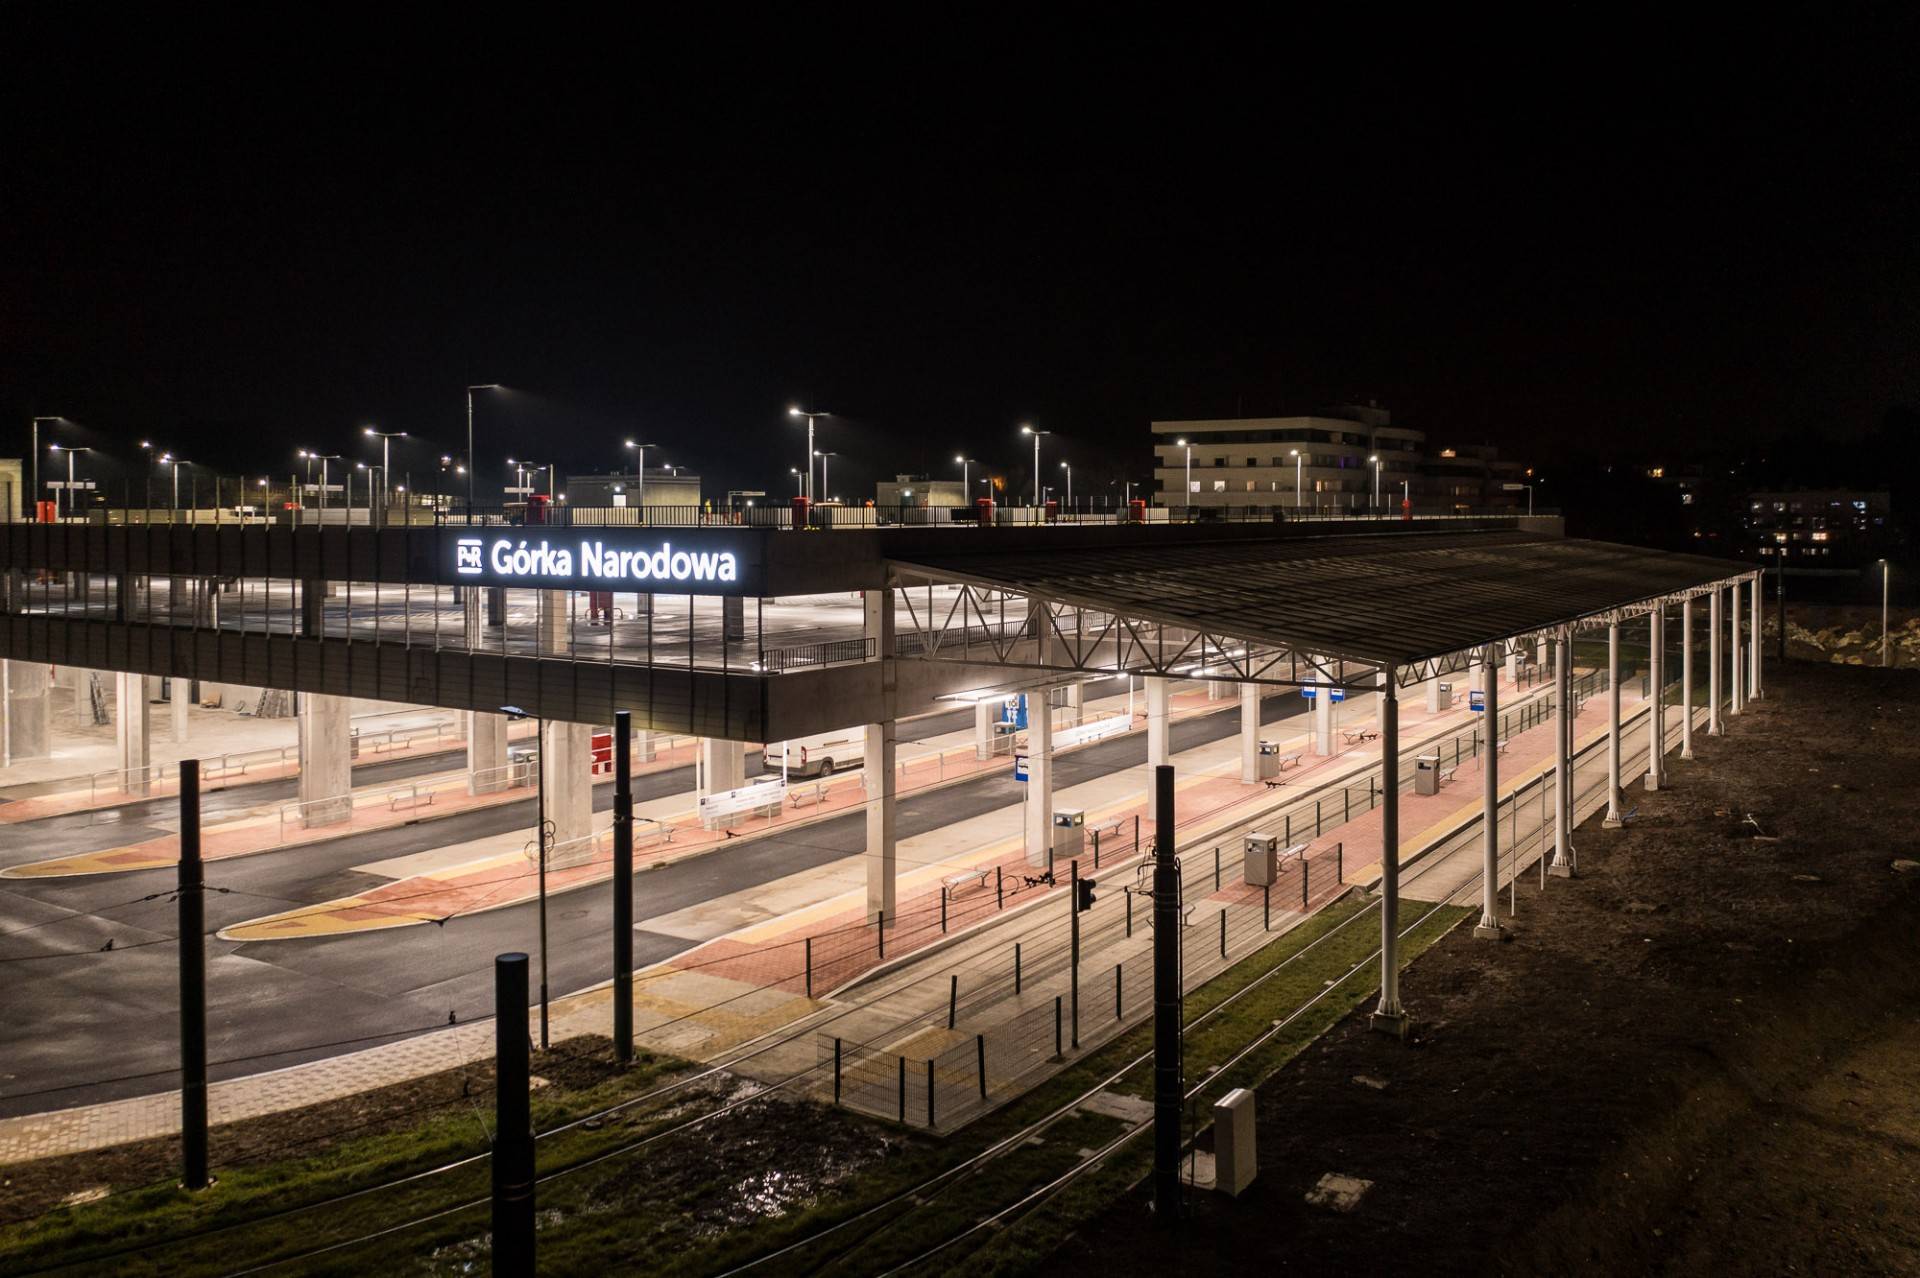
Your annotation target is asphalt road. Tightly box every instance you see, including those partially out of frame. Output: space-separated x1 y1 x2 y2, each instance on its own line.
0 685 1296 1113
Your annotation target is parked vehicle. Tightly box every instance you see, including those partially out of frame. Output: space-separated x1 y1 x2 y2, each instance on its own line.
771 731 866 779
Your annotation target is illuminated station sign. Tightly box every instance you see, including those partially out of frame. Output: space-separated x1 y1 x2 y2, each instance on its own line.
447 532 750 592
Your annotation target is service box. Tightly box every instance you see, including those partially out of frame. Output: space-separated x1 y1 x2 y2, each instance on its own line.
1256 739 1281 780
1415 754 1442 796
1052 808 1086 861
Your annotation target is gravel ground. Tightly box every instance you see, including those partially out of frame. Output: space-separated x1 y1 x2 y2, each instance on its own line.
1049 658 1920 1277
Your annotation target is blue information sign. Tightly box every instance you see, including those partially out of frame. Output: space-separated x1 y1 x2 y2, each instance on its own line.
1469 689 1486 713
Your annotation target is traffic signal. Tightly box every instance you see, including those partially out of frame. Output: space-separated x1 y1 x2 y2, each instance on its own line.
1075 877 1096 912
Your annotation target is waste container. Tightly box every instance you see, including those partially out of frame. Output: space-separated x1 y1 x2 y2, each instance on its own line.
508 743 540 788
1415 754 1441 796
1052 808 1086 861
1244 832 1278 886
1256 740 1281 780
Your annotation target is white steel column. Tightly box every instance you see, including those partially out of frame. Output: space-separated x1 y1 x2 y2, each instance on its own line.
1708 587 1724 736
1750 572 1763 700
1549 633 1576 877
973 701 994 761
1474 647 1503 939
1369 668 1407 1037
865 720 898 921
1313 663 1333 755
1144 676 1170 821
1603 623 1624 827
1024 685 1054 869
1730 579 1744 716
1645 605 1664 791
1680 596 1696 760
1238 681 1261 784
115 671 152 796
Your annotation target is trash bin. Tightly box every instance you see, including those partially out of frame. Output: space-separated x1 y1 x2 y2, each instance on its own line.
1244 832 1278 886
1052 808 1086 861
508 743 540 789
1256 740 1281 780
1415 754 1441 796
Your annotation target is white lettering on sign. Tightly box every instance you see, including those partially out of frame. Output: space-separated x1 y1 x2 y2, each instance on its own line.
468 538 738 585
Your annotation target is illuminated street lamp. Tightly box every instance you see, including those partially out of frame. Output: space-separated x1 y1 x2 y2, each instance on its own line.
955 454 977 494
813 451 838 503
1289 448 1303 508
1175 436 1191 505
363 426 407 525
47 443 93 519
624 440 658 511
788 407 828 501
1059 459 1073 510
1369 454 1381 509
1019 423 1051 506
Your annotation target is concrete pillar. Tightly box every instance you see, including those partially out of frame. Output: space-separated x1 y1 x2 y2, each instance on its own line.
1144 676 1171 822
1475 648 1503 938
1750 573 1763 700
540 719 594 852
974 701 994 761
1645 606 1664 791
1708 588 1724 737
1505 649 1519 688
4 661 51 763
1550 633 1576 877
1730 579 1744 716
1064 680 1084 720
171 677 191 743
1024 684 1054 869
297 692 353 826
300 579 325 638
1313 663 1333 755
1425 674 1445 714
462 586 484 649
1369 669 1407 1037
1603 623 1624 827
116 671 151 795
537 589 569 656
865 720 897 921
633 728 656 763
701 737 747 794
1239 681 1262 784
1680 597 1697 759
467 709 510 794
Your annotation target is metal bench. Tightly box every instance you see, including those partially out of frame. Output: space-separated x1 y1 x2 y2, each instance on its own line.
941 866 991 896
388 789 435 812
1340 729 1380 746
787 781 830 809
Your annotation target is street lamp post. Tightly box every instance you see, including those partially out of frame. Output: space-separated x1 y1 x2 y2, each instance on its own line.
363 427 407 527
48 444 93 519
1176 437 1191 507
499 705 552 1048
789 467 803 497
29 417 63 517
788 407 827 501
955 455 976 496
466 385 501 515
1019 423 1051 506
624 440 658 514
1059 459 1072 511
1369 454 1381 510
814 451 838 503
1290 448 1303 509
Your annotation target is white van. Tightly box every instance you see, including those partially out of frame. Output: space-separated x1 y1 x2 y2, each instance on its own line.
771 731 867 779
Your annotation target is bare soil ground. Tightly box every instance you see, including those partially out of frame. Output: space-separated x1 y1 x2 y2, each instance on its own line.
1051 659 1920 1277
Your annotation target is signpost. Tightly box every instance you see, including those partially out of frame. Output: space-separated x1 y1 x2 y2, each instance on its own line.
1013 753 1031 783
1469 689 1485 713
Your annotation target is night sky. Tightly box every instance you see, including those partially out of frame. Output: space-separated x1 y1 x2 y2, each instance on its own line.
4 10 1916 509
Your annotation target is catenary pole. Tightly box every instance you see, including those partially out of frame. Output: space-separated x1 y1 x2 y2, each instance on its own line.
178 759 209 1190
1151 764 1181 1225
613 710 634 1063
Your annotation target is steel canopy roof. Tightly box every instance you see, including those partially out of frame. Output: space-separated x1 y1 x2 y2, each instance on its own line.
888 529 1749 669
